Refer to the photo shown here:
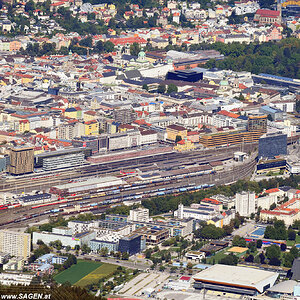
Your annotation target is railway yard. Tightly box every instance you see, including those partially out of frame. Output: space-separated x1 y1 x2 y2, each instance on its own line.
0 143 258 228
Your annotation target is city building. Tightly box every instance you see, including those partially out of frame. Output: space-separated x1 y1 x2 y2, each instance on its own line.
113 108 137 124
193 264 278 295
166 124 188 141
235 191 255 217
258 132 287 159
0 273 34 286
32 229 96 248
247 114 267 133
0 230 31 258
260 198 300 226
174 203 217 221
254 9 281 24
128 208 150 222
118 233 143 255
257 158 286 175
8 147 34 175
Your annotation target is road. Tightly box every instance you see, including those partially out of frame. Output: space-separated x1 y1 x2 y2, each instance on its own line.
77 254 151 271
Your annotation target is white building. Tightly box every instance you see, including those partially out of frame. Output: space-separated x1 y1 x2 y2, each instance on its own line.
174 203 217 221
129 208 150 222
0 273 34 286
0 230 31 258
235 191 256 217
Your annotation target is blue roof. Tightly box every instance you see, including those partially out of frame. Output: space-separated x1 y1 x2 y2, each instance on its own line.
259 73 295 82
261 105 278 113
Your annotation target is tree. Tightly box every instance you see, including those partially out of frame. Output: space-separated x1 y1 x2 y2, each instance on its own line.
66 246 71 252
245 254 254 263
232 235 246 247
81 244 91 254
159 265 166 271
157 84 166 94
288 229 296 241
95 40 104 53
280 243 287 252
256 240 262 249
283 252 295 268
142 84 149 91
269 203 276 210
121 252 129 260
266 244 281 260
130 42 141 56
290 246 299 258
187 262 193 269
175 135 182 143
167 84 178 94
103 41 115 53
25 0 35 13
259 252 265 264
219 253 238 266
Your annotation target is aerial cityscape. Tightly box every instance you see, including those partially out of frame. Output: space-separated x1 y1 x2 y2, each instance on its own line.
0 0 299 298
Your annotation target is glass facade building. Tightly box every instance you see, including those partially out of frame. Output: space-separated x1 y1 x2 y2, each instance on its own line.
258 133 287 158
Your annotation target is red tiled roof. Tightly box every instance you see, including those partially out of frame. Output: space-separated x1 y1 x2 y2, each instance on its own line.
265 188 280 193
255 9 280 17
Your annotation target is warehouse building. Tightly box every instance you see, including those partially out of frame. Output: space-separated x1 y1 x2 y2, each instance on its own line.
50 176 124 195
193 264 278 295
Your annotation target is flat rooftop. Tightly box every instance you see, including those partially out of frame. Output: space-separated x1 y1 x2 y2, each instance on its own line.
194 264 278 291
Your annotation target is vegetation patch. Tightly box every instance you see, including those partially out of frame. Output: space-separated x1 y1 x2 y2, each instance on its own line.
54 260 101 285
75 263 118 287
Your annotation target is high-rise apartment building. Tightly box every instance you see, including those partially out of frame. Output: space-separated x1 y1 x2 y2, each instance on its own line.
0 230 31 258
129 208 150 222
235 191 256 217
9 147 34 175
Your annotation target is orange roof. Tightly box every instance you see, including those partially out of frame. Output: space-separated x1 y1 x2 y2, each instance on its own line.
265 188 280 193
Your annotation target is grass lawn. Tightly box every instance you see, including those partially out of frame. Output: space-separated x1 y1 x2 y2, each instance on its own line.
287 235 300 247
54 260 101 285
75 263 118 287
206 248 230 264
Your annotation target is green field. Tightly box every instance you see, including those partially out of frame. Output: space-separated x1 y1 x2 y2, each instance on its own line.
286 235 300 247
54 260 102 285
75 263 118 287
54 260 118 287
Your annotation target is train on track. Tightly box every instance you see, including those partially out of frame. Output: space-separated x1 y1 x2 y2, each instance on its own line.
0 176 215 227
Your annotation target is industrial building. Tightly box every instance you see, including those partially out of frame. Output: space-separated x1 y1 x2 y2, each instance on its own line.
32 228 96 249
258 132 287 159
49 176 124 195
193 264 278 295
9 147 34 175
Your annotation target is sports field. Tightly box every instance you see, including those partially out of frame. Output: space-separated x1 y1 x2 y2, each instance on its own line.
54 260 118 287
76 263 118 287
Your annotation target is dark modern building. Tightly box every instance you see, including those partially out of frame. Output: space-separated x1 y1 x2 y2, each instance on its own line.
118 233 142 255
258 132 287 159
257 158 286 175
72 137 99 154
166 70 203 82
